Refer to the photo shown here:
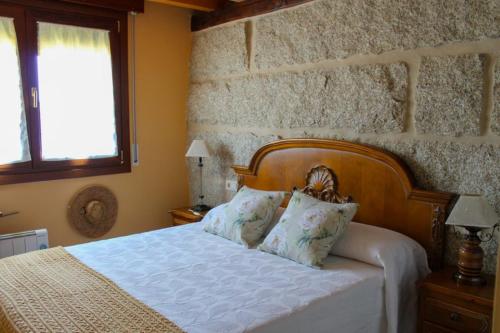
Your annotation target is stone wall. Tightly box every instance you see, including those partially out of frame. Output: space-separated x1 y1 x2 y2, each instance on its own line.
187 0 500 273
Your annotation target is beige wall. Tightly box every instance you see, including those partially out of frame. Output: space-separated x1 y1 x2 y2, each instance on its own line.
0 2 192 247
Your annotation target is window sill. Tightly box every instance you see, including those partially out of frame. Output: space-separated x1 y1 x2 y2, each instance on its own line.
0 163 131 185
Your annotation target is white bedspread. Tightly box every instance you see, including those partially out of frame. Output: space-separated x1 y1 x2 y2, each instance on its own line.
67 223 386 333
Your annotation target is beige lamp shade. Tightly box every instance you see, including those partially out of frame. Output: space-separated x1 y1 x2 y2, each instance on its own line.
445 195 498 228
186 140 210 158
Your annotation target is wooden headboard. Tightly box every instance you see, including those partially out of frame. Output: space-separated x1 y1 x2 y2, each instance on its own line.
232 139 456 270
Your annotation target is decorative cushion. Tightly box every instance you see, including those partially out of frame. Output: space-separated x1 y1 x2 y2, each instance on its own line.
258 191 358 267
203 186 285 247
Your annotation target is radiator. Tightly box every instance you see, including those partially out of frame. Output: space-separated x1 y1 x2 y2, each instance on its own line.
0 229 49 259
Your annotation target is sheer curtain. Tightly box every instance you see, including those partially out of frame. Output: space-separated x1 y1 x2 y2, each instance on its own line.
0 16 30 165
37 22 117 161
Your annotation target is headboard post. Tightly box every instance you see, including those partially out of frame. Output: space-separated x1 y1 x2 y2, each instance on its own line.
232 139 456 270
431 205 447 270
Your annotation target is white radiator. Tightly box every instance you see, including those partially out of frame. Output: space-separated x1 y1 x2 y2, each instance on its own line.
0 229 49 259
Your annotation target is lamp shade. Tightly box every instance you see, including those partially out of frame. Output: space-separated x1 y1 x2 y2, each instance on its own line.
186 140 210 158
445 195 498 228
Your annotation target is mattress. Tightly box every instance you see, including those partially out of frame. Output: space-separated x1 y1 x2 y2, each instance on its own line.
67 223 386 333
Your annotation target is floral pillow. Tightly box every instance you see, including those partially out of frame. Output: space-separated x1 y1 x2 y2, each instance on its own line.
203 186 285 247
258 191 358 267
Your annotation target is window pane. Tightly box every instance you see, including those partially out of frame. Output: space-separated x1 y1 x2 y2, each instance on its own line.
37 22 117 161
0 16 31 165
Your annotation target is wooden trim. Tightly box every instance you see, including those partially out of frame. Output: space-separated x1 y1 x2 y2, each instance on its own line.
54 0 144 12
0 164 130 185
232 138 456 269
0 0 131 17
118 11 132 174
191 0 313 31
149 0 219 12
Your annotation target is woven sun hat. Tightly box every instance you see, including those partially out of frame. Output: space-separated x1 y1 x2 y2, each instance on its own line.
67 185 118 238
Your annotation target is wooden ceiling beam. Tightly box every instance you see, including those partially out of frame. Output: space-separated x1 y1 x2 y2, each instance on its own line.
148 0 220 12
58 0 144 13
191 0 313 31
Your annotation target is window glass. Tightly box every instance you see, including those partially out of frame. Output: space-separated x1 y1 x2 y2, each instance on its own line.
37 22 117 161
0 16 30 165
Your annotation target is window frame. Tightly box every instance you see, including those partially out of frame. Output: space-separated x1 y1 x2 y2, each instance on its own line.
0 3 32 175
0 0 130 185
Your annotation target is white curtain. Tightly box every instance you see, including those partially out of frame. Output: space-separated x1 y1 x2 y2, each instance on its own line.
0 16 30 165
37 22 117 160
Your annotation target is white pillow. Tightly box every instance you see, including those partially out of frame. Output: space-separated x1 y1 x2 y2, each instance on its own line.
329 222 428 268
330 222 430 333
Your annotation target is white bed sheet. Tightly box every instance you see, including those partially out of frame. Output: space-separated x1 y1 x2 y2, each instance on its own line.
67 223 386 333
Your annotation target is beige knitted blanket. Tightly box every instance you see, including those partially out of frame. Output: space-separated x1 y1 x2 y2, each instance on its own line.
0 247 185 333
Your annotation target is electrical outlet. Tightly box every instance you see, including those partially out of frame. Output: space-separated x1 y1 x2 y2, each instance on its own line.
225 180 238 192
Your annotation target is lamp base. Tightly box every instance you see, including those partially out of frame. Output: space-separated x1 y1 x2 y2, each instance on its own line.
191 204 212 213
454 226 486 286
453 271 486 286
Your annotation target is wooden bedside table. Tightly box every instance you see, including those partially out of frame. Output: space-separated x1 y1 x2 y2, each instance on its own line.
419 266 495 333
169 208 207 227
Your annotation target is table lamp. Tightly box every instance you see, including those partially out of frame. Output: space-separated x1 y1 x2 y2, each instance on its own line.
186 140 212 212
445 194 499 285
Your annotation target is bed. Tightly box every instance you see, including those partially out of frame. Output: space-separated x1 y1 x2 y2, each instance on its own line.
0 139 456 333
67 222 387 333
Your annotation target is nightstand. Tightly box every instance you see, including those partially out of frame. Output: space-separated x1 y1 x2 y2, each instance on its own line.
419 266 495 333
168 208 207 227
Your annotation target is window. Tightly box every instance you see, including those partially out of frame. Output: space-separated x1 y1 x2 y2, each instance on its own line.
0 15 30 166
38 22 118 161
0 2 130 185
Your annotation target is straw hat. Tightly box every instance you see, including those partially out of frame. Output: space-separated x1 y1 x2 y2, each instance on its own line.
67 185 118 238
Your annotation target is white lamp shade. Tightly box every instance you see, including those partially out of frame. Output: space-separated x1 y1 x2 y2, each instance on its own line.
445 195 498 228
186 140 210 158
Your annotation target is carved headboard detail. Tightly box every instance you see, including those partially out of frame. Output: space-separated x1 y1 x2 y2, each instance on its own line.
301 165 352 204
232 139 456 270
